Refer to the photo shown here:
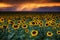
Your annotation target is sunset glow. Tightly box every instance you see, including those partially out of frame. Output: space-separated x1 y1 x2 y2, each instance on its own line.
0 3 13 8
0 2 60 11
16 3 60 11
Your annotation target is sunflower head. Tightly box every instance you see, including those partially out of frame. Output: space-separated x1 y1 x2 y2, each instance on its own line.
57 23 60 28
12 24 20 30
22 24 28 29
0 17 4 23
45 22 50 27
8 19 14 25
2 25 8 29
47 31 53 37
29 21 37 26
38 21 43 27
25 29 29 33
57 30 60 35
31 30 38 37
36 20 43 26
18 20 21 25
45 17 50 21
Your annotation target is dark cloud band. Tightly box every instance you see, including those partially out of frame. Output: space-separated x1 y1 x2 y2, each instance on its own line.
0 0 60 4
52 0 60 2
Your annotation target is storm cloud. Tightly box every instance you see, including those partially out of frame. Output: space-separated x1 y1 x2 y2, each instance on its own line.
0 0 60 4
0 0 60 11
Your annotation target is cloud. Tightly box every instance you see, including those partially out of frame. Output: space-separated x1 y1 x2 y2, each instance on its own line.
52 0 60 2
0 7 16 11
16 3 60 11
0 0 60 4
0 3 14 8
0 0 60 11
32 6 60 12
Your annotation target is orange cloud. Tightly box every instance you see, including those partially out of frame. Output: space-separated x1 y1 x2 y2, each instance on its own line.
16 3 60 11
0 2 60 11
0 3 14 8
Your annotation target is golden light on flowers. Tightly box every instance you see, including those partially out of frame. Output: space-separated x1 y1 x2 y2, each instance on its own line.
47 31 53 37
12 24 20 30
57 30 60 35
22 24 28 29
31 30 38 36
0 3 13 8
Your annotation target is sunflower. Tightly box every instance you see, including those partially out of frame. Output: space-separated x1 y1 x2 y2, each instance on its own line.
50 22 55 26
50 20 56 26
22 24 28 29
8 19 14 24
39 23 43 27
18 20 21 25
36 20 41 23
57 23 60 28
33 17 37 20
2 25 8 29
12 24 20 30
45 20 54 27
21 19 26 24
45 17 51 21
57 30 60 35
38 20 43 27
8 16 13 20
51 19 56 22
31 30 38 37
29 21 37 26
45 22 50 27
25 29 29 33
47 31 53 37
0 17 4 23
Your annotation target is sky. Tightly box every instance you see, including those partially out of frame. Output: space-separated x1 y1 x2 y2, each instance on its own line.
0 0 60 11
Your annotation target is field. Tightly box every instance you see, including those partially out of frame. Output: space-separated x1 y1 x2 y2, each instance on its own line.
0 12 60 40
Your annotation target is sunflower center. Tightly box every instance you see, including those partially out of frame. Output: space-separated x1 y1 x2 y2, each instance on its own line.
1 19 4 21
46 24 48 26
33 31 36 34
32 22 35 24
48 33 51 35
58 31 60 34
14 25 18 28
10 21 14 24
3 26 7 28
24 25 26 27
